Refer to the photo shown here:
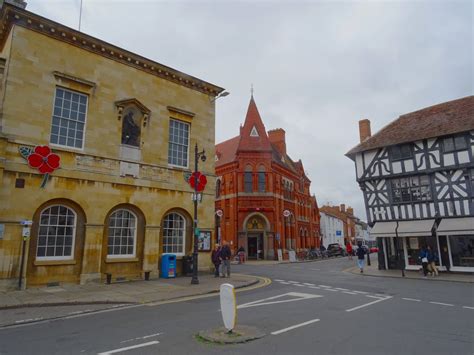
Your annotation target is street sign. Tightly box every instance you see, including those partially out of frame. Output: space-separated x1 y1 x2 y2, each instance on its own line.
283 210 291 218
336 230 342 236
20 220 33 226
194 228 201 236
216 209 223 217
22 227 30 240
275 233 280 241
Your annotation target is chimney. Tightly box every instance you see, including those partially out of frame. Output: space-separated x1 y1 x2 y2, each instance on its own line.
340 204 346 213
359 119 371 143
347 207 354 216
2 0 27 9
268 128 286 156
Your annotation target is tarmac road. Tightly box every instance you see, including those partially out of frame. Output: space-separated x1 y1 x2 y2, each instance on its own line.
0 256 472 355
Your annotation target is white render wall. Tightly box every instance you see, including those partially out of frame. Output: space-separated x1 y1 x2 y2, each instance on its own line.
320 212 345 247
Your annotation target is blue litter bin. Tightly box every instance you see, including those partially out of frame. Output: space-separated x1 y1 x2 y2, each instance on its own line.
161 254 176 278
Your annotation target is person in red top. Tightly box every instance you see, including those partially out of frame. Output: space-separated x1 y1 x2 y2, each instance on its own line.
346 242 353 260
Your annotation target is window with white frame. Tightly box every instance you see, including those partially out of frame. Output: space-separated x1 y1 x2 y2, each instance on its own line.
107 209 137 257
162 213 186 254
37 205 76 260
168 119 189 167
50 87 88 149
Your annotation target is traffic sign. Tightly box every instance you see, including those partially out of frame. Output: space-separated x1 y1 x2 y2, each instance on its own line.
283 210 291 218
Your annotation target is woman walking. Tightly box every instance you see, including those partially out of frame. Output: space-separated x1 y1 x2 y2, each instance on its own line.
211 243 221 277
427 245 439 277
346 242 353 260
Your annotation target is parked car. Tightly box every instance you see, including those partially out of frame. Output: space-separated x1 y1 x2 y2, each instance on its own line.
327 243 346 257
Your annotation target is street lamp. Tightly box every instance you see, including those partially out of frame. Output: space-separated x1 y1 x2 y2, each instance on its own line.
191 143 206 285
210 91 230 102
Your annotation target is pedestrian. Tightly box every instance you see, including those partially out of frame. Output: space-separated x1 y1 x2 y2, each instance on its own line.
346 242 353 260
211 243 221 277
356 241 366 273
219 240 231 277
237 246 246 264
427 245 439 277
419 245 429 277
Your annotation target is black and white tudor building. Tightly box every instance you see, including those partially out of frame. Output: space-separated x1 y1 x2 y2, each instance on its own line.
347 96 474 273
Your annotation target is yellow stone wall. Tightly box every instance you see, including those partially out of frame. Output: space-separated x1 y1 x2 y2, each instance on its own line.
0 25 217 289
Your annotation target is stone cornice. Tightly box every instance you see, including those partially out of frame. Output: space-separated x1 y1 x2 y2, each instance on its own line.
0 4 225 97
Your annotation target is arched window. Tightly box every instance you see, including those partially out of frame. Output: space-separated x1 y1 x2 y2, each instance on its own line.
258 165 266 192
162 213 186 255
244 165 253 192
37 205 76 260
216 179 221 198
107 209 137 257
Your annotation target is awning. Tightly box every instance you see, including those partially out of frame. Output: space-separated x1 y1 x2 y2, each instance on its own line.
371 220 435 238
437 217 474 236
370 222 398 238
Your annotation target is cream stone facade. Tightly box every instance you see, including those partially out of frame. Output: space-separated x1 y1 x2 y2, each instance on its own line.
0 2 224 289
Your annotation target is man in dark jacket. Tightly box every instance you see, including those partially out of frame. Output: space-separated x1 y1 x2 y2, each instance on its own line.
219 241 232 277
356 242 366 273
211 244 221 277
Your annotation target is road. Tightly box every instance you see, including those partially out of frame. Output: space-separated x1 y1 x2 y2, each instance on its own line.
0 256 473 354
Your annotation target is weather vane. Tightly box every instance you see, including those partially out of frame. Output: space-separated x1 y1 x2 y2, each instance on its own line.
251 83 254 97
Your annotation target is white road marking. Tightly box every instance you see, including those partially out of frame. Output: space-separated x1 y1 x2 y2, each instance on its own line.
295 284 306 287
366 295 385 299
303 283 315 286
325 288 338 292
238 292 323 309
279 282 291 285
346 296 393 312
97 341 160 354
335 288 349 291
462 306 474 310
287 281 299 284
342 291 357 295
274 279 285 282
308 286 320 289
14 318 43 324
429 302 454 307
351 291 368 294
271 318 320 335
402 298 421 302
318 285 330 288
120 333 163 344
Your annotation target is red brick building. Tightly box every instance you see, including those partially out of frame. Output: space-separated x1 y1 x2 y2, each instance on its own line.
215 96 320 260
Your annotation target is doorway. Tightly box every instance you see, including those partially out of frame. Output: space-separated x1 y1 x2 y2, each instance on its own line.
248 233 264 259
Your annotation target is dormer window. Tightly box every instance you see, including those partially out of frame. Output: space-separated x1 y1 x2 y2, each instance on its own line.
443 135 467 153
391 143 412 161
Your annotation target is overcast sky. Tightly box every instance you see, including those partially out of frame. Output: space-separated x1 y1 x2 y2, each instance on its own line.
26 0 472 220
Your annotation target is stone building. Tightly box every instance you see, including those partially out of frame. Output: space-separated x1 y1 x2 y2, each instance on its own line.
0 1 224 289
215 95 320 260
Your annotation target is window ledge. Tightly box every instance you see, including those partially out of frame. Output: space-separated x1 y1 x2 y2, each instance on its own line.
34 259 76 266
105 257 139 263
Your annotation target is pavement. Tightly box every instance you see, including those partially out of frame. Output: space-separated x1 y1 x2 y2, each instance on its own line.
345 256 474 283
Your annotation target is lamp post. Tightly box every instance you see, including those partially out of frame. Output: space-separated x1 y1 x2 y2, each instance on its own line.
191 143 206 285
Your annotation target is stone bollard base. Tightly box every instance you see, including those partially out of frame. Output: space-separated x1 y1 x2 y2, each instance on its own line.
197 325 265 344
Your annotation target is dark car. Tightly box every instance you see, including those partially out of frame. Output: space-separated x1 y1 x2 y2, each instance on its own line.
327 243 346 257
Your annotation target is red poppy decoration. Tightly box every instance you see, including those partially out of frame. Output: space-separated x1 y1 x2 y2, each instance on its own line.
27 146 61 174
19 145 61 188
189 171 207 192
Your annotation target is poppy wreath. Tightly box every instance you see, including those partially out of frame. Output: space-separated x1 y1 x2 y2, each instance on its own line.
189 171 207 192
19 145 61 188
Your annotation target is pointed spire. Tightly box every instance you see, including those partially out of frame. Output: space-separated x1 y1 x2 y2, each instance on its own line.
237 95 272 152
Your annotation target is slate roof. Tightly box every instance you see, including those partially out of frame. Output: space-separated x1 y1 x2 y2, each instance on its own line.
346 96 474 159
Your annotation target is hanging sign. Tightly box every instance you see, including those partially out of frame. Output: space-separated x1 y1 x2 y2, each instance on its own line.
19 146 61 188
216 209 223 218
283 210 291 218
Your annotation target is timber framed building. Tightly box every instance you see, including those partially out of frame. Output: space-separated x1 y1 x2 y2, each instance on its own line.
346 96 474 272
0 1 224 289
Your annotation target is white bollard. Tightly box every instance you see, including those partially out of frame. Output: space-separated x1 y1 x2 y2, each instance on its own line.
220 283 236 333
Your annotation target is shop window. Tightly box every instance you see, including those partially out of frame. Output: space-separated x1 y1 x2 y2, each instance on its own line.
50 87 87 149
391 175 431 203
162 213 186 255
449 235 474 267
37 205 76 260
107 209 137 257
